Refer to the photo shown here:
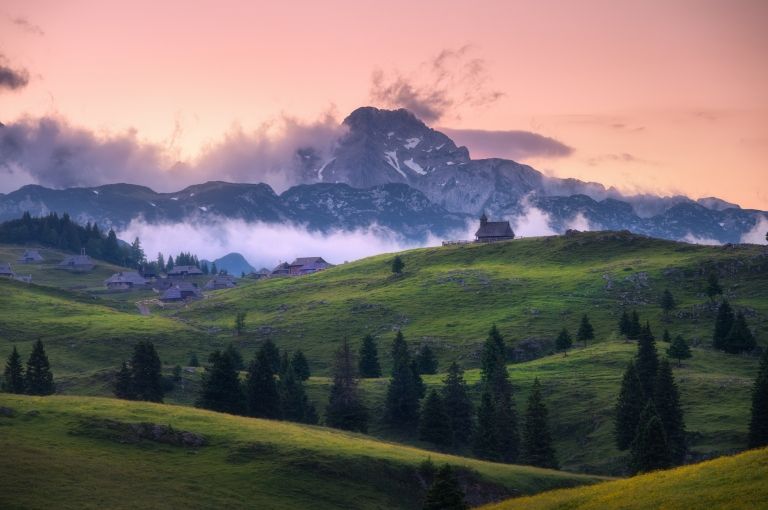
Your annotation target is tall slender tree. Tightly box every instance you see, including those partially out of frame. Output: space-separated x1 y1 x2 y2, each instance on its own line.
391 255 405 274
291 350 311 381
260 339 281 374
197 349 244 415
473 391 498 460
577 314 595 348
419 390 453 446
358 334 382 378
705 273 723 302
748 349 768 448
25 340 55 395
555 328 572 357
653 360 686 464
481 325 506 383
384 331 421 428
630 403 672 474
2 346 25 394
416 345 439 375
423 465 468 510
245 348 281 419
629 311 643 340
279 363 317 424
326 339 368 433
619 310 631 338
712 300 735 351
113 361 135 400
615 361 644 450
441 362 474 445
130 340 164 402
521 379 558 469
723 312 756 354
635 322 659 397
660 289 676 321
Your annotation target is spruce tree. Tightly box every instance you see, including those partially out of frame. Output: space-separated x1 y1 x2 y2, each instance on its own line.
615 361 644 450
419 390 453 446
577 314 595 348
25 340 55 395
234 311 246 336
197 350 244 415
662 329 671 343
653 360 686 465
748 349 768 448
666 335 692 367
423 464 468 510
189 352 199 367
630 403 672 474
416 345 438 375
291 350 311 381
279 363 317 424
245 348 281 419
391 255 405 274
2 346 25 394
412 359 426 399
723 312 756 354
441 362 474 445
619 311 631 338
130 340 164 402
261 339 281 374
113 361 136 400
635 322 659 397
481 325 506 383
384 331 421 428
712 300 735 351
473 391 498 460
555 328 572 357
660 289 676 320
224 343 244 371
705 273 723 302
629 310 643 340
326 338 368 433
279 350 291 377
522 379 558 469
358 334 382 378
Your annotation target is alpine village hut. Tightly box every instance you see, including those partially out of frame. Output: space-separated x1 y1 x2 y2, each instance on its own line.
474 213 515 243
17 249 44 263
104 271 148 290
166 265 204 277
57 249 95 272
160 281 202 302
204 274 238 290
0 262 15 278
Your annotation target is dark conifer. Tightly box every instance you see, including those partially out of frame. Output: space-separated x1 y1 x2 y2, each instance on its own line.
660 289 676 320
723 312 756 354
245 348 281 419
279 350 291 377
234 311 246 336
635 322 659 397
629 310 643 340
615 361 644 451
473 391 498 460
326 339 368 433
197 350 244 415
423 465 468 510
416 345 439 375
441 362 474 445
577 314 595 348
662 329 671 343
412 359 426 399
481 325 506 383
188 352 199 367
630 403 672 474
748 349 768 448
113 361 136 400
279 363 317 424
619 311 631 338
2 346 25 394
666 335 692 367
705 273 723 302
391 255 405 274
522 379 558 469
384 331 421 428
358 334 382 378
25 340 55 395
260 339 281 374
555 328 572 357
291 350 311 381
130 340 164 402
712 300 735 351
419 390 453 446
224 343 244 371
653 360 686 465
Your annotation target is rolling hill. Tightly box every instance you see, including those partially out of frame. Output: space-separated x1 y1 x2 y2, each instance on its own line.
0 394 602 510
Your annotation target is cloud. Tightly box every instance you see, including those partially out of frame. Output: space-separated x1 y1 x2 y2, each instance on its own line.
0 112 345 193
369 46 503 123
0 54 30 91
11 17 44 36
681 233 721 246
586 152 652 167
506 196 558 237
440 128 573 160
740 215 768 245
564 212 598 232
118 217 445 269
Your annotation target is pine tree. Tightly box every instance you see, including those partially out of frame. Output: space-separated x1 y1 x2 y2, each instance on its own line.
423 464 468 510
224 343 244 371
441 362 474 445
653 360 686 465
481 325 506 383
25 340 55 395
630 403 672 474
555 328 572 357
712 300 735 351
615 361 645 450
412 359 426 399
189 352 199 367
391 255 405 274
419 390 453 446
245 348 281 419
473 391 498 460
662 329 671 343
619 310 631 338
577 314 595 348
635 322 659 397
197 349 244 415
705 273 723 302
234 312 246 336
113 361 135 399
2 346 25 394
660 289 676 320
260 339 281 374
522 379 558 469
384 331 421 428
416 345 439 375
358 334 382 378
723 312 756 354
629 310 643 340
666 335 692 367
279 350 291 378
326 339 368 433
748 349 768 448
279 363 317 424
130 340 164 402
291 350 311 381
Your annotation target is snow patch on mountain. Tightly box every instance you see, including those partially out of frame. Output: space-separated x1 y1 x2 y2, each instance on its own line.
403 158 427 175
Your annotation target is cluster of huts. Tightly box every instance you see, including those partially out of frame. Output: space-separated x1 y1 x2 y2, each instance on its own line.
261 257 333 278
0 249 46 283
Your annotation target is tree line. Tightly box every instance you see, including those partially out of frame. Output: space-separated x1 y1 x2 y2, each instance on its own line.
1 340 55 395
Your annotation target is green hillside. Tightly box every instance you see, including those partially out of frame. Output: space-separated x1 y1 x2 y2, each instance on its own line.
0 395 602 510
480 446 768 510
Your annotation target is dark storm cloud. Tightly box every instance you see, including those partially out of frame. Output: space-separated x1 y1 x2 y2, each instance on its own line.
0 54 30 91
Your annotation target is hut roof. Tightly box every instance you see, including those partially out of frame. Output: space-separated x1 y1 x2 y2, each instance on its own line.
475 221 515 239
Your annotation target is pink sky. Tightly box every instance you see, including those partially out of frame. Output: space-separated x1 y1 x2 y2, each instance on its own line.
1 0 766 208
